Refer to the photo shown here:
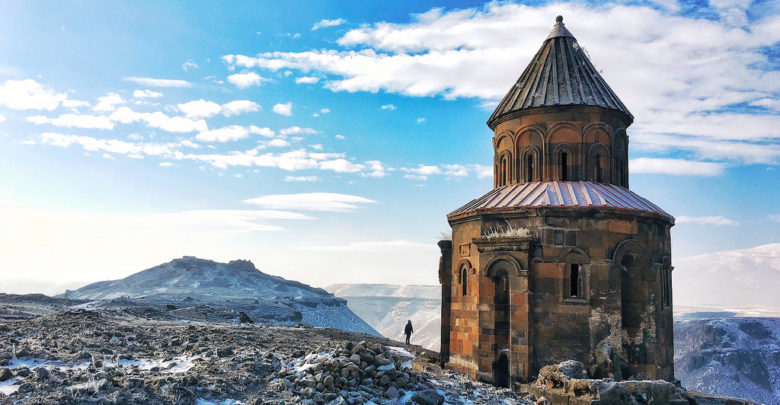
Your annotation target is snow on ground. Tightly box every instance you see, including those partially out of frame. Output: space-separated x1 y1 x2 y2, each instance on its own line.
118 353 203 373
195 399 242 405
0 377 20 395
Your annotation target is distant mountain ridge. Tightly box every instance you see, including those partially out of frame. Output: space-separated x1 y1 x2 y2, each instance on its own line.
64 256 379 335
64 256 329 301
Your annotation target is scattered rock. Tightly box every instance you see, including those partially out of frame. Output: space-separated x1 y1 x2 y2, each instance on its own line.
0 367 12 382
239 311 254 324
412 388 445 405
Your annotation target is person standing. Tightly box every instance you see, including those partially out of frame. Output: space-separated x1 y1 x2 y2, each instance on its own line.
404 320 414 345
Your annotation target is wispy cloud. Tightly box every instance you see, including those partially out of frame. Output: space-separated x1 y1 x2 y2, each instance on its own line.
279 126 318 136
27 114 114 130
312 18 345 30
177 99 261 119
133 89 163 99
401 163 490 180
39 132 196 158
182 60 199 72
380 104 396 110
110 106 207 133
92 92 124 112
123 77 191 88
284 175 319 182
676 216 739 226
295 76 319 84
301 240 435 252
630 158 725 176
243 192 375 212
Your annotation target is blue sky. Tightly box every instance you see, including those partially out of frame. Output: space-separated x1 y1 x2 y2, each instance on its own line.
0 0 778 292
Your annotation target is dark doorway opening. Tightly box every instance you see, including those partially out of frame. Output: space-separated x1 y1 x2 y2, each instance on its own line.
494 352 510 388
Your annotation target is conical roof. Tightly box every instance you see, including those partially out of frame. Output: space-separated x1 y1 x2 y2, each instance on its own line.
488 16 632 128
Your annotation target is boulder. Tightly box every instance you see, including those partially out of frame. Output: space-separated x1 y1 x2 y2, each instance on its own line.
412 389 445 405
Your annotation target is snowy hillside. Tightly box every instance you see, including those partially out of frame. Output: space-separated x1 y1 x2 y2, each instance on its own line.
327 284 441 351
675 314 780 404
674 243 780 308
64 257 378 335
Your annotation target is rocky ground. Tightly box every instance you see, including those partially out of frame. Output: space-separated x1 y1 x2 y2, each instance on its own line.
0 301 531 404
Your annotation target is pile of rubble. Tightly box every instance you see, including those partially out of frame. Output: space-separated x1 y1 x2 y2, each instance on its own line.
269 340 434 404
530 360 692 405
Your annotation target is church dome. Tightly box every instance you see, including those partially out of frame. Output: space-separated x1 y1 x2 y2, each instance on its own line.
487 16 633 129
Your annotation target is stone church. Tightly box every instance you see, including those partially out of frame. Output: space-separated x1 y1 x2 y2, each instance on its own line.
437 16 675 388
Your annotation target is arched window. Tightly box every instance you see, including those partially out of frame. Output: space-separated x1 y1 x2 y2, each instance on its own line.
616 157 624 187
560 151 569 181
526 154 534 182
570 264 581 297
593 154 602 182
461 267 468 296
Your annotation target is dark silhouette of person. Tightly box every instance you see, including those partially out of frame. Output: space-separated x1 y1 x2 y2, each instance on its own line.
404 320 414 345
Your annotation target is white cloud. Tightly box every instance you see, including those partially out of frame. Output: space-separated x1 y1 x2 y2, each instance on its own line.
221 100 261 116
249 126 275 138
295 76 319 84
284 175 319 182
62 99 90 109
273 102 293 116
0 79 67 110
227 71 267 89
676 216 739 226
27 113 114 130
133 89 163 99
401 163 491 180
182 60 199 71
335 134 345 140
243 192 374 212
224 3 780 168
92 92 124 112
312 18 345 30
401 165 441 180
196 125 251 143
320 108 330 114
319 158 364 173
301 240 434 252
279 126 318 136
362 160 386 178
416 117 426 123
178 99 261 118
39 132 194 157
0 113 5 122
110 106 207 133
159 162 173 167
630 158 725 176
268 138 291 147
123 77 191 88
178 99 222 118
381 104 396 110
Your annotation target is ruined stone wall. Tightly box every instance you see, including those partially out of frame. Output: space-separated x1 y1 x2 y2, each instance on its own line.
446 219 482 378
491 106 630 188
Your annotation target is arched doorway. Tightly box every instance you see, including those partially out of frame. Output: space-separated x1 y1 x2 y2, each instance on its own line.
487 258 515 386
493 351 510 388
